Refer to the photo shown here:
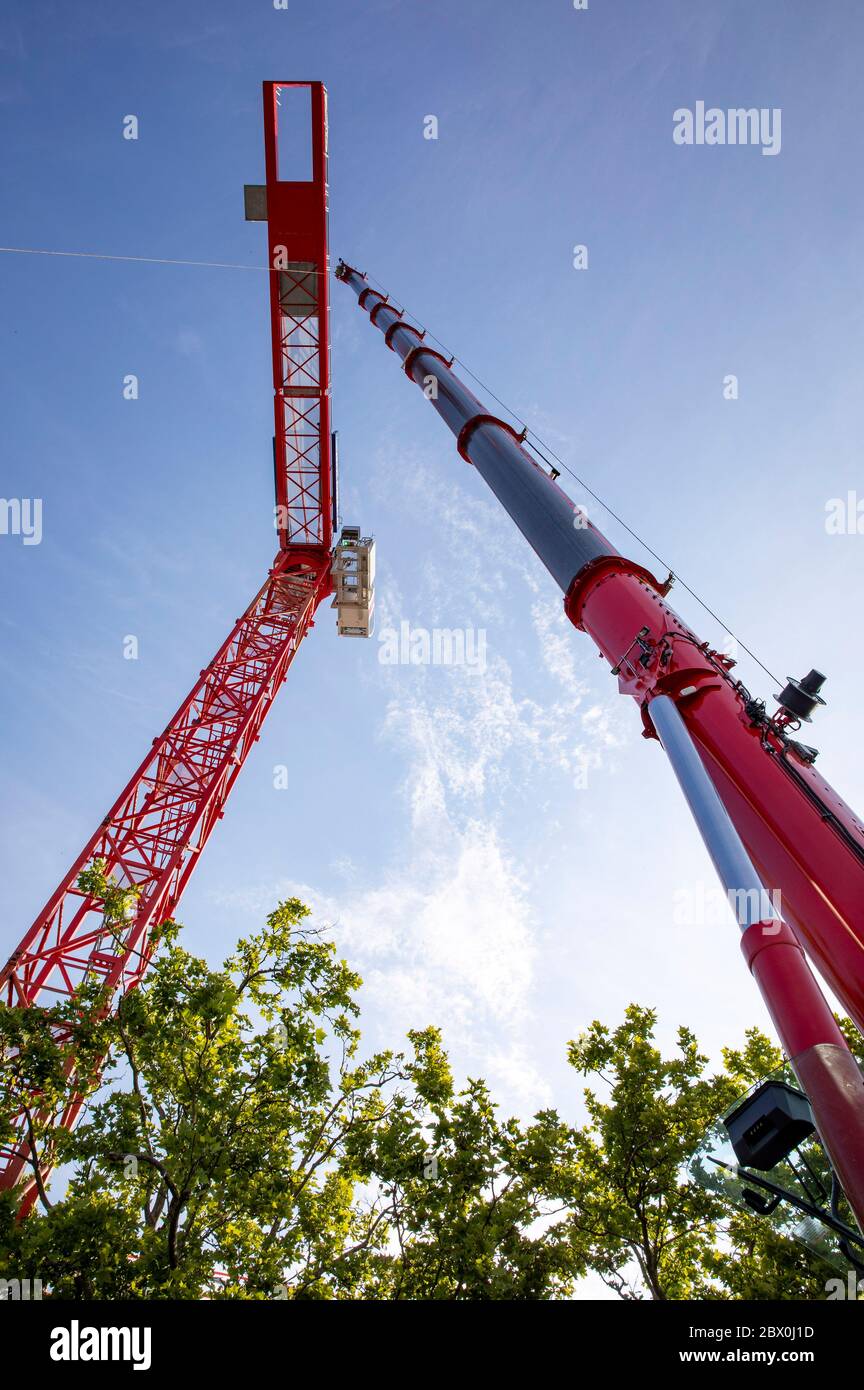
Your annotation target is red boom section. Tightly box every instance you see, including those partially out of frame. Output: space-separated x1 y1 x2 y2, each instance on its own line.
338 263 864 1037
339 262 864 1222
0 552 330 1198
566 564 864 1035
263 82 333 551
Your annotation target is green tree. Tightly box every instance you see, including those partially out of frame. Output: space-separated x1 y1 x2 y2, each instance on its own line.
2 880 858 1301
1 897 411 1297
553 1005 859 1300
548 1005 729 1299
346 1051 579 1299
703 1020 863 1301
0 891 578 1299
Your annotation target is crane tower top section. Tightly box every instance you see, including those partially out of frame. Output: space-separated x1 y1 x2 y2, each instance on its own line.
246 81 333 555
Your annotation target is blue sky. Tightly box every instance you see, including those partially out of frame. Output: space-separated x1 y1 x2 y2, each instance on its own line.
2 0 864 1189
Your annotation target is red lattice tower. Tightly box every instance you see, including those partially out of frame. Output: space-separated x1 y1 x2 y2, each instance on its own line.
0 83 335 1211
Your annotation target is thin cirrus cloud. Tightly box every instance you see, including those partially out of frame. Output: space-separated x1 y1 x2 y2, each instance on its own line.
215 440 629 1114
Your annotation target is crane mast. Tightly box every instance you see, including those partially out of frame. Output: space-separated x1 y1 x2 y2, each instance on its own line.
253 82 333 552
336 260 864 1226
0 82 347 1212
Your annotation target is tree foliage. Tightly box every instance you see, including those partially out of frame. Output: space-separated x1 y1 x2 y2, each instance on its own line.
1 885 857 1300
554 1006 855 1300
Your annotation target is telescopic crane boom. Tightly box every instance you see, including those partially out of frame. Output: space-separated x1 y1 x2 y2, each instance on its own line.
336 260 864 1226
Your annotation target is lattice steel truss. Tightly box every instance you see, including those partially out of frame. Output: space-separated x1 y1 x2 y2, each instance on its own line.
263 83 333 549
1 553 330 1195
1 83 335 1210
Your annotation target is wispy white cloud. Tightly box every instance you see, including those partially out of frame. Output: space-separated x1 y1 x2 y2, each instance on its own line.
217 435 631 1113
215 814 536 1038
484 1042 554 1111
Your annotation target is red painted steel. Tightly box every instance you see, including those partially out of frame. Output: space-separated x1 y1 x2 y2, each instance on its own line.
740 919 864 1220
337 263 864 1037
1 84 336 1211
570 565 864 1037
1 554 330 1204
263 82 333 551
339 263 864 1223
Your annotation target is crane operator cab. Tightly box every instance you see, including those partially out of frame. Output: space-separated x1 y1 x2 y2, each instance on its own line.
332 526 375 637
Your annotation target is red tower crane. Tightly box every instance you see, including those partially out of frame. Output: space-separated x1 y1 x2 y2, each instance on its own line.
3 81 863 1239
0 83 376 1213
335 261 864 1227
